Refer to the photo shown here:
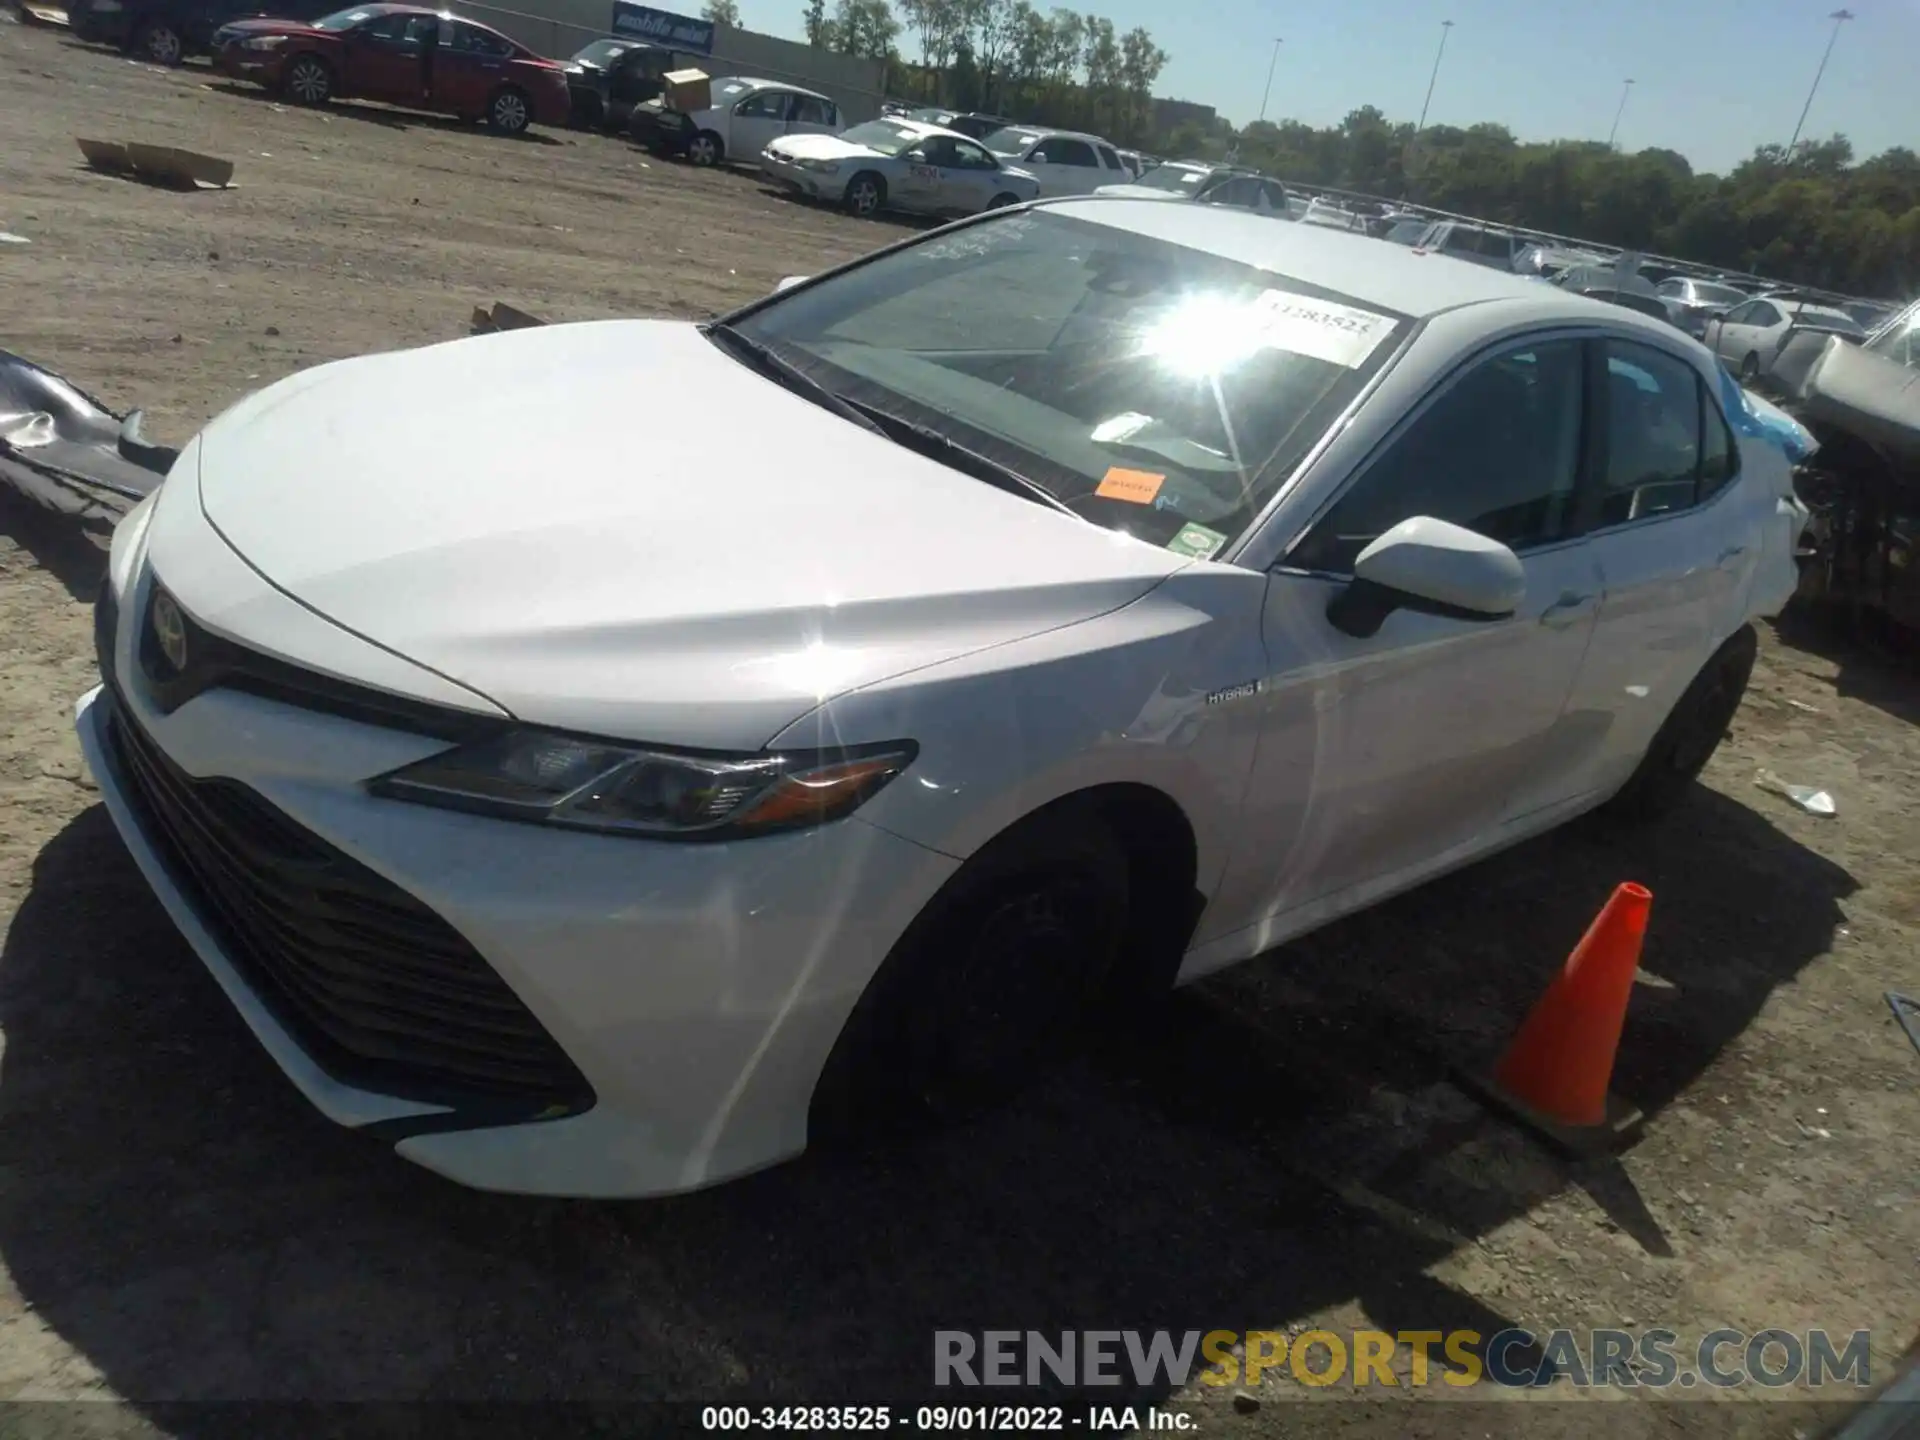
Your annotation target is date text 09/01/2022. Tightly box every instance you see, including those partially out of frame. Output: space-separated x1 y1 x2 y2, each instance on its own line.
701 1405 1193 1431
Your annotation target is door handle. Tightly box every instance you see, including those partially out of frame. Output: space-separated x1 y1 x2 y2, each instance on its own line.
1539 592 1597 629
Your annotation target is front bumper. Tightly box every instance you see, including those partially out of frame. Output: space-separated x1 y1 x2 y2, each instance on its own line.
761 154 835 199
78 515 960 1197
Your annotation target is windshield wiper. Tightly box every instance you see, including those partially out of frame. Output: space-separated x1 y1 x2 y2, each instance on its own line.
704 322 887 438
836 395 1076 517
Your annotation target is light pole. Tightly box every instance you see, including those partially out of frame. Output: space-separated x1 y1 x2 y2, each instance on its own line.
1257 37 1283 123
1786 8 1854 155
1606 78 1635 149
1415 19 1454 133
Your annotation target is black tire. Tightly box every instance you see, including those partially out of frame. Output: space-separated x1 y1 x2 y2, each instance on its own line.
810 804 1130 1142
570 94 604 131
486 86 531 135
843 170 886 218
1602 625 1758 822
987 191 1020 209
685 129 723 166
133 18 184 65
1739 351 1761 383
284 53 332 106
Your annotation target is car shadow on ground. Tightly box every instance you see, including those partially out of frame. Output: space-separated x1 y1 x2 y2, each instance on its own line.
1769 607 1920 728
0 492 110 604
201 80 564 144
0 766 1853 1418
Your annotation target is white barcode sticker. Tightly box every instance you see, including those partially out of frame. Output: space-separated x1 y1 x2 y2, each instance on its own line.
1250 290 1396 368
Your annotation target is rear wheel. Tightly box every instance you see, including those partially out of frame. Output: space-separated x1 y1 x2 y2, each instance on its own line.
1603 625 1758 822
284 54 332 105
486 86 531 135
843 171 885 217
810 805 1129 1141
133 19 184 65
1739 351 1761 383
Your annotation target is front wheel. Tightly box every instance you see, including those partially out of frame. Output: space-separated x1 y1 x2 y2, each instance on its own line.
1739 351 1761 383
1602 625 1758 822
284 54 332 106
809 805 1129 1142
842 171 885 218
486 86 531 135
134 19 184 65
685 129 723 166
987 191 1020 209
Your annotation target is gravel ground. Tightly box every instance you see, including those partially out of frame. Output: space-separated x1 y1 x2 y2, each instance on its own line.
1 19 1917 1437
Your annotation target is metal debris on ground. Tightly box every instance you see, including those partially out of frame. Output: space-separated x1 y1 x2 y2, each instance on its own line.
469 301 548 336
0 350 173 520
1889 993 1920 1060
1755 768 1838 816
0 232 28 244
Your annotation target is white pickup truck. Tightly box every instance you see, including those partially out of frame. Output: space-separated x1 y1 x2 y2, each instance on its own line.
978 126 1130 197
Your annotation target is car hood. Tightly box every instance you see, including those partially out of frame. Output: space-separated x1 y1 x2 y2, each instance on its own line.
1092 184 1188 201
192 320 1189 750
768 133 877 161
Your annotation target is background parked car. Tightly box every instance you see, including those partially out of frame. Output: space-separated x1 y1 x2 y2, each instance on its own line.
1094 160 1287 213
1656 276 1754 338
905 107 1013 140
211 5 569 135
761 118 1038 219
631 75 842 167
1704 296 1867 383
559 37 683 131
978 126 1129 195
71 0 337 65
1300 196 1368 232
1554 264 1683 327
1415 219 1527 271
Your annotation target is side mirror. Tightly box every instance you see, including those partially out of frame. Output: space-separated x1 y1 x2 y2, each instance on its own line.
1326 516 1525 638
774 275 809 293
902 148 927 162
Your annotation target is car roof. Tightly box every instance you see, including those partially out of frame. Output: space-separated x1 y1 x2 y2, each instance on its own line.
1048 197 1612 320
713 76 833 102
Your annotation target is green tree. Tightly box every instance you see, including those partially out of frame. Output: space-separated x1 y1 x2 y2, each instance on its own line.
832 0 899 58
802 0 833 47
700 0 740 24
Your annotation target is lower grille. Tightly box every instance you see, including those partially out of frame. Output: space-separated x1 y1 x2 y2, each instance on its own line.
104 690 593 1116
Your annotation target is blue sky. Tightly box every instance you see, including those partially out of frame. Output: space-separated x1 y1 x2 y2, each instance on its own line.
730 0 1920 176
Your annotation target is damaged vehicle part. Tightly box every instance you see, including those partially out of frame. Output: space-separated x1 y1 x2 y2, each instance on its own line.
1783 301 1920 634
0 351 172 521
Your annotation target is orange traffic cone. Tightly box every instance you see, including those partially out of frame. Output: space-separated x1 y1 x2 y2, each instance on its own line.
1480 883 1652 1149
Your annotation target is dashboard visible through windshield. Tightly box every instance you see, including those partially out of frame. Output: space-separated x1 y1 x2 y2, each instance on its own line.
724 210 1411 558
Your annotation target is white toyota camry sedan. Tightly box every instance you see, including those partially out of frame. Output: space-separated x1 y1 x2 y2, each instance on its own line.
79 199 1805 1198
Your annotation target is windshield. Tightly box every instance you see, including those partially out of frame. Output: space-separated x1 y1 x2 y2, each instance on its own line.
312 6 376 29
724 210 1410 554
712 78 753 104
1866 302 1920 368
1689 281 1748 306
569 39 632 65
1383 220 1426 245
1796 308 1867 338
982 127 1043 157
1133 164 1208 193
838 120 921 156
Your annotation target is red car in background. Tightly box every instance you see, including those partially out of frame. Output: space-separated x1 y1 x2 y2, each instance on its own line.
212 5 570 135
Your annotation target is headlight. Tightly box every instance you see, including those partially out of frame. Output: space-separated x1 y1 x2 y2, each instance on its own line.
370 731 916 840
795 157 841 174
242 34 286 48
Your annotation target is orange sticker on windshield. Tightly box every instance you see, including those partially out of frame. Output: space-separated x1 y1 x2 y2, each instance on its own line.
1096 467 1165 504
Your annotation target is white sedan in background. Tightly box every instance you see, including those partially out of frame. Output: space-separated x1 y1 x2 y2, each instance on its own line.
81 200 1804 1198
979 125 1131 195
762 118 1039 218
1703 295 1867 382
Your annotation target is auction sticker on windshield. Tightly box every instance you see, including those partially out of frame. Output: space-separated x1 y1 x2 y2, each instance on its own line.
1095 467 1165 504
1252 290 1396 368
1166 522 1227 560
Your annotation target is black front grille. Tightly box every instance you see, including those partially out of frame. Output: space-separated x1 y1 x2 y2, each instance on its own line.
104 690 593 1117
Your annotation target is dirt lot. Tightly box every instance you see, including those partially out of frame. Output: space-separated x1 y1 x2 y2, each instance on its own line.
2 18 1918 1436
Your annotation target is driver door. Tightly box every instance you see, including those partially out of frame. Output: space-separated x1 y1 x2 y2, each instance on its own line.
1204 336 1605 940
345 10 429 104
895 135 950 211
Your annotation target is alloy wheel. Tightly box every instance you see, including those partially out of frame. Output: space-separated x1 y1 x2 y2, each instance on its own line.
288 58 329 104
849 179 880 215
688 134 718 166
144 24 182 64
491 91 528 134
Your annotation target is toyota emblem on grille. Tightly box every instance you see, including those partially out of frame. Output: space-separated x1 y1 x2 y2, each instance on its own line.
150 589 188 672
